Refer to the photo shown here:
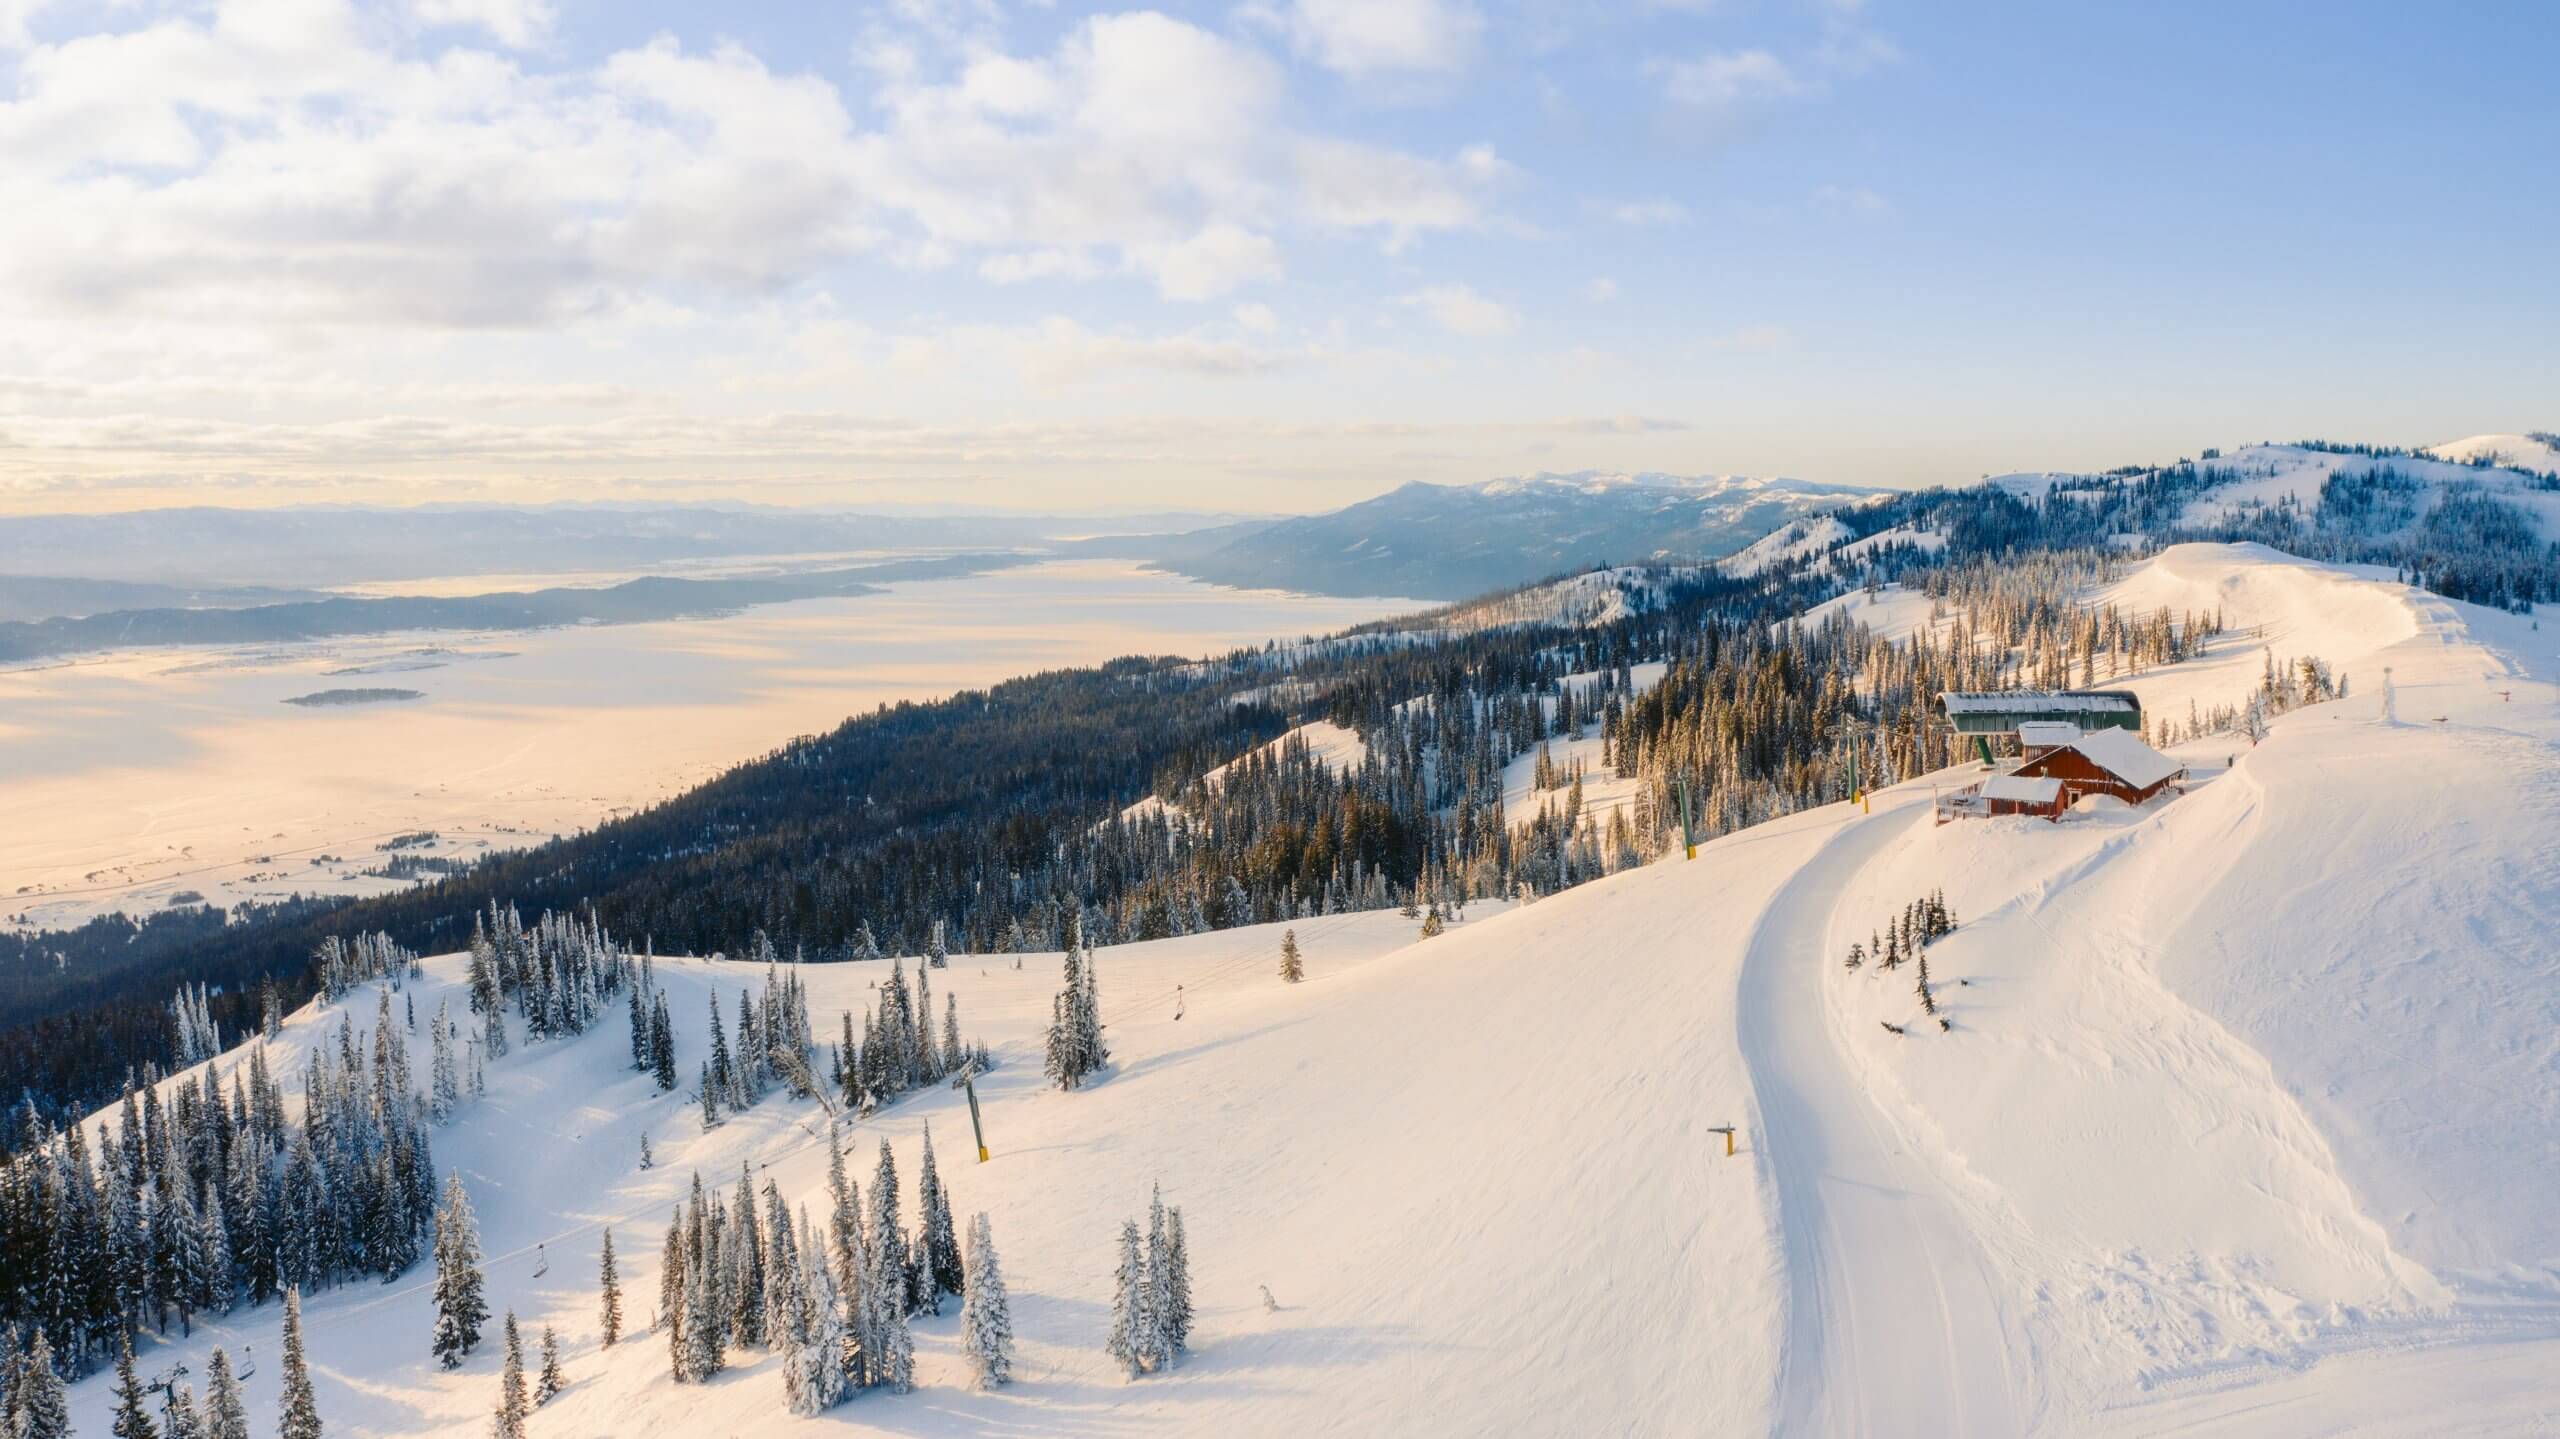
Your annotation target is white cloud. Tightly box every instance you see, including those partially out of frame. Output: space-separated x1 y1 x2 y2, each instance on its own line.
1134 222 1282 301
412 0 554 49
0 4 1494 342
1611 198 1688 226
0 2 1534 510
1274 0 1483 76
1654 48 1804 109
1296 139 1494 247
1399 282 1518 337
1582 276 1619 303
0 0 64 49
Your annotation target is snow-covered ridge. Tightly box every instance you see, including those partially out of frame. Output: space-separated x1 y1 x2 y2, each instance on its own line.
52 543 2560 1438
1990 439 2560 542
1420 564 1704 633
1465 469 1861 500
2179 441 2560 531
1118 719 1370 824
1719 515 1945 579
2429 431 2560 474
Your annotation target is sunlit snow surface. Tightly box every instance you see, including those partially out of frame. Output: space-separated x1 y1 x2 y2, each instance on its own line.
46 543 2560 1437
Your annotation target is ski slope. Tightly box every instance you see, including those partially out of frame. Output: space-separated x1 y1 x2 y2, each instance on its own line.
1744 804 2034 1436
62 543 2560 1436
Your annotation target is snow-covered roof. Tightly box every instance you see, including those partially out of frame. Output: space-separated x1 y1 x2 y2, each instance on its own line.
1940 690 2140 717
2017 721 2082 748
2060 729 2182 789
1982 775 2063 804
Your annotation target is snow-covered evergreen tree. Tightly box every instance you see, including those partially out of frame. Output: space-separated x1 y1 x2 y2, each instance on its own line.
796 1214 850 1410
916 1124 963 1308
110 1336 155 1439
1166 1206 1194 1355
958 1212 1014 1389
649 991 677 1092
202 1346 248 1439
1106 1218 1146 1380
431 1175 488 1369
867 1140 914 1316
778 1209 842 1416
598 1228 622 1347
17 1331 71 1439
492 1312 528 1439
167 1384 205 1439
727 1163 765 1349
1140 1186 1174 1374
535 1325 564 1404
431 1000 460 1122
683 1235 724 1379
661 1216 689 1381
279 1288 321 1439
1279 928 1303 982
1043 945 1109 1090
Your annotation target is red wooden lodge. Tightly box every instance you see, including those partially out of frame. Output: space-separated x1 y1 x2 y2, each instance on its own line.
1936 726 2185 824
2011 727 2185 806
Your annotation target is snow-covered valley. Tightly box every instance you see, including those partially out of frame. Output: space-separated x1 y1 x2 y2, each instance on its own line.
40 541 2560 1437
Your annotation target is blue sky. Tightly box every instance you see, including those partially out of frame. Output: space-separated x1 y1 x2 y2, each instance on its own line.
0 0 2552 514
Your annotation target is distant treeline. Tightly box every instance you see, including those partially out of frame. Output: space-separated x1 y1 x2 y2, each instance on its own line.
0 552 1036 662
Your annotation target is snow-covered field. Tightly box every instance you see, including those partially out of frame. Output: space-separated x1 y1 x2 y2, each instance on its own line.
59 542 2560 1436
0 562 1419 931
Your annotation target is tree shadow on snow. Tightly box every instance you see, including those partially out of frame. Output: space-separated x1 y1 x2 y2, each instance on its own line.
809 1321 1433 1438
1109 1017 1312 1084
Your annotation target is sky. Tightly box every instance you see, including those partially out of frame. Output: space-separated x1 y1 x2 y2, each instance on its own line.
0 0 2553 516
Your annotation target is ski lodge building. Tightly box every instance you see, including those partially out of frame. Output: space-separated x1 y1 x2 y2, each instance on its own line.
1935 689 2143 741
2011 728 2185 806
1932 690 2184 824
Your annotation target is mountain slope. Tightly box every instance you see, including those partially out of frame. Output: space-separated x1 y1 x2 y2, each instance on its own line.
1137 472 1879 600
56 544 2560 1437
2429 431 2560 474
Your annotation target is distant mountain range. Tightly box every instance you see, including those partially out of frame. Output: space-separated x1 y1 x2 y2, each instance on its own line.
1107 472 1883 600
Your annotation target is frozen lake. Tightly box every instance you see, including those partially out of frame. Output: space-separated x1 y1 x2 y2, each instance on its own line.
2 560 1422 930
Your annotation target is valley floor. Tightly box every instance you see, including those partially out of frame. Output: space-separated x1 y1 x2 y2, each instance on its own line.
61 544 2560 1436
